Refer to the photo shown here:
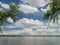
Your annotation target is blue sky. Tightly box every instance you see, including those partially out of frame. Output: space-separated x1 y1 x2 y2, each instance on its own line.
0 0 60 35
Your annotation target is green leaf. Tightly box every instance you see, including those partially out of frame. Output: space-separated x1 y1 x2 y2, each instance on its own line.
44 0 60 23
0 2 20 26
0 20 3 26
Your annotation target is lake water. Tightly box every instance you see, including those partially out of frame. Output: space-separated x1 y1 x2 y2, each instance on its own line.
0 37 60 45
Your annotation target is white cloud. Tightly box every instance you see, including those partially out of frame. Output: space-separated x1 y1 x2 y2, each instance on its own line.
0 2 38 14
46 20 60 28
20 28 34 35
5 25 15 28
1 4 9 9
0 18 44 35
14 18 44 28
19 4 38 14
0 8 3 11
0 2 9 9
22 0 50 7
1 28 34 35
11 18 60 35
1 27 60 35
0 2 2 4
1 19 60 35
41 5 50 12
6 17 14 23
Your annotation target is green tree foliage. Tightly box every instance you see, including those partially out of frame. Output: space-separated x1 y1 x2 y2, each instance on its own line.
0 3 20 26
44 0 60 23
7 3 20 21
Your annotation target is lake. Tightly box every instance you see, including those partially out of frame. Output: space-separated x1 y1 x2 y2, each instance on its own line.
0 37 60 45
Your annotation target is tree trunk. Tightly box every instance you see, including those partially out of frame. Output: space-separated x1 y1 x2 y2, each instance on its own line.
0 26 3 33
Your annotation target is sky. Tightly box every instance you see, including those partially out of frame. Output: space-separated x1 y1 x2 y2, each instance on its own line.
0 0 60 35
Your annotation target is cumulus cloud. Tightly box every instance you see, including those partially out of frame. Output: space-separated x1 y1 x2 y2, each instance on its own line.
1 20 60 35
0 2 38 14
0 2 9 9
14 18 44 28
0 18 46 35
5 25 15 28
6 17 14 23
2 18 59 35
1 18 44 35
1 27 60 35
19 4 38 14
0 1 60 35
41 5 50 12
22 0 50 7
4 18 58 35
1 28 34 35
